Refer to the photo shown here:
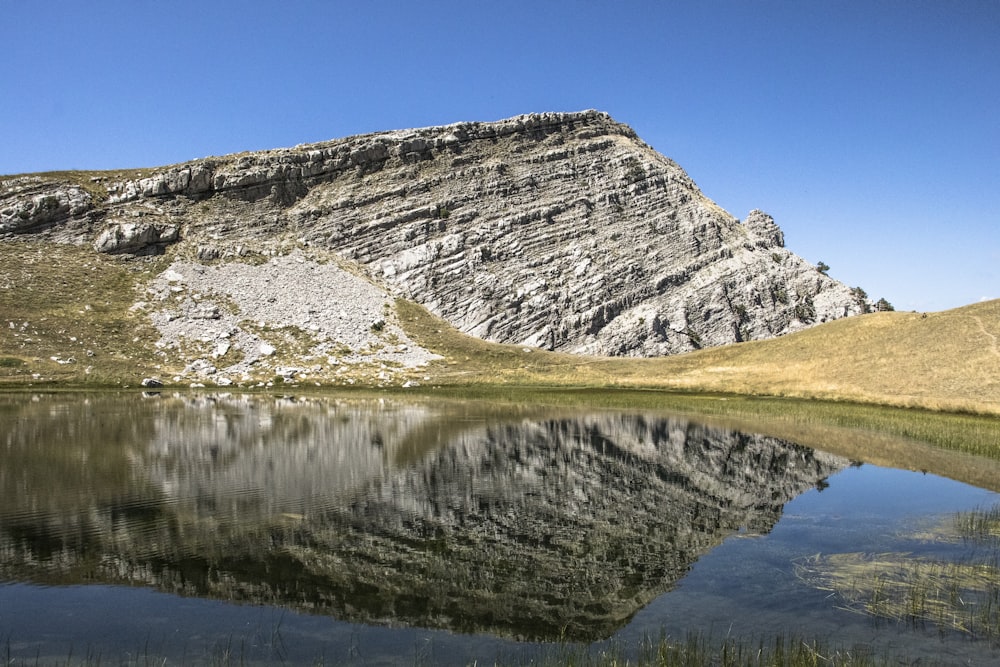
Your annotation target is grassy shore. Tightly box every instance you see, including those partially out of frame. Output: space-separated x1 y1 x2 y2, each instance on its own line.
0 240 167 385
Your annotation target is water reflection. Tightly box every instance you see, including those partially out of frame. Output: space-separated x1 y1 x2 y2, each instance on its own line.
0 393 847 641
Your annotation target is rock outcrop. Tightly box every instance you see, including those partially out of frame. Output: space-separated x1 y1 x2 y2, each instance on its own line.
0 111 871 356
0 177 93 234
92 220 179 254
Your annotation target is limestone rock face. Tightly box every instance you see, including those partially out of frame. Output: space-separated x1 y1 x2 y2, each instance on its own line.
93 220 179 254
0 177 93 234
744 209 785 249
1 111 870 355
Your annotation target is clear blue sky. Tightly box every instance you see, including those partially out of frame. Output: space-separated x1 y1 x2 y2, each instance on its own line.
4 1 998 312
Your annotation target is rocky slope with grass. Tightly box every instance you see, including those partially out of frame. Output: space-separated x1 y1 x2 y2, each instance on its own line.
1 110 870 373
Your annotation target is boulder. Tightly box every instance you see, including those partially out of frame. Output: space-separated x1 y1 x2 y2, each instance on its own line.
93 221 179 254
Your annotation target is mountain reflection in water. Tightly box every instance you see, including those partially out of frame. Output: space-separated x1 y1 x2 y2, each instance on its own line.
0 393 847 641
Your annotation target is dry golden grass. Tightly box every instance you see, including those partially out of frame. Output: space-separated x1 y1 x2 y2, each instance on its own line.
656 304 1000 413
397 299 1000 416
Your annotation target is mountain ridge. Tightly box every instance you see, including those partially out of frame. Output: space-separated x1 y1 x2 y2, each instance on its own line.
2 110 872 370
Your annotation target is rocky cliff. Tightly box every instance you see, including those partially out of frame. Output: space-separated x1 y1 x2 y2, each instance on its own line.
1 110 869 357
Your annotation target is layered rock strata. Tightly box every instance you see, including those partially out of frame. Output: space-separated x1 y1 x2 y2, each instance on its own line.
1 111 869 355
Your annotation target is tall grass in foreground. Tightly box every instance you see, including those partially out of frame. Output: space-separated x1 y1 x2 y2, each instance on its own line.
0 634 903 667
527 633 892 667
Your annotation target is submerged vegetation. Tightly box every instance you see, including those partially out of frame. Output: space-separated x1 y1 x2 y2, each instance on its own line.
797 551 1000 639
796 503 1000 642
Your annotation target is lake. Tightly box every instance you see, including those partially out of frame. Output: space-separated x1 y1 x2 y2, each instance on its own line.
1 392 999 665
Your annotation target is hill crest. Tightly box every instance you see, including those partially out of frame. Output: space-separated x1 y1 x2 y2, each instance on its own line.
2 110 870 360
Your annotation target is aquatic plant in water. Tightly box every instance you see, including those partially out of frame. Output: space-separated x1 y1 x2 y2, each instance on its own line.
795 504 1000 640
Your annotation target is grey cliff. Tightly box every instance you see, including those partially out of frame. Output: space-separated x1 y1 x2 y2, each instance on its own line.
1 110 870 356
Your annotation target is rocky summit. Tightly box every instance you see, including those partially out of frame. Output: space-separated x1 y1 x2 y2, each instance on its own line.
1 110 869 360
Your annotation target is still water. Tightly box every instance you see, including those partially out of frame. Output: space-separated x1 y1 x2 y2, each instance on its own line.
1 392 999 665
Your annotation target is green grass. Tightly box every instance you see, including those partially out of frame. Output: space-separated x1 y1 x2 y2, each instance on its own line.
0 239 165 386
411 384 1000 452
373 386 1000 493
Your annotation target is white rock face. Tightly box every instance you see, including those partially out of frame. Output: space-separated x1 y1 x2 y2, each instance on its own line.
0 177 92 234
2 110 870 356
92 221 179 254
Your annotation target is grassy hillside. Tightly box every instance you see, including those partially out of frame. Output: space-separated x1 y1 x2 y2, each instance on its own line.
397 298 1000 415
653 301 1000 412
2 238 998 417
0 240 165 385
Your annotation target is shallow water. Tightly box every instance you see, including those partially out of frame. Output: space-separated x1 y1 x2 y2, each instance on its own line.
1 392 998 665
